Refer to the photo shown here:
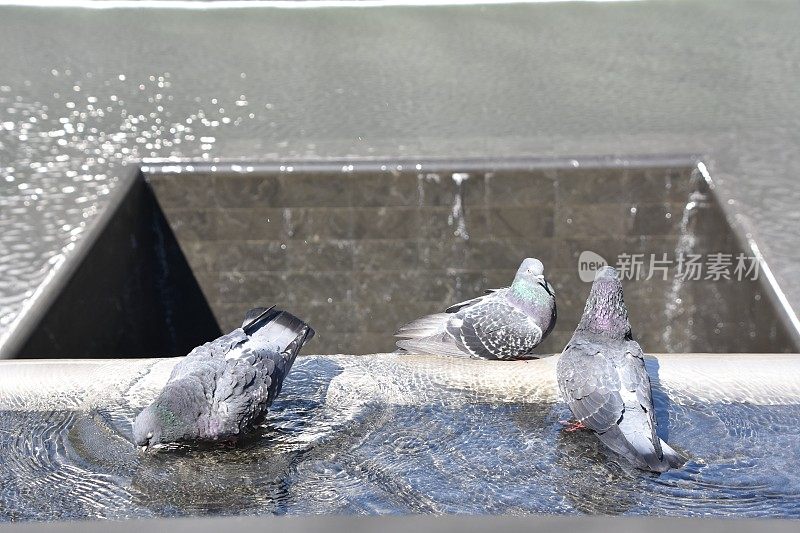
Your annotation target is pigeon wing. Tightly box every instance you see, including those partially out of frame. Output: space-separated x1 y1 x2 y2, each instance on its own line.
557 340 624 432
558 338 674 471
208 356 266 437
448 299 543 360
206 308 313 437
622 340 663 459
185 329 248 360
444 288 503 313
166 329 248 383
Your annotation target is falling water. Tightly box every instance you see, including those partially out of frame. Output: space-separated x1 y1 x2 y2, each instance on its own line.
416 172 433 207
661 165 711 351
282 208 294 238
416 173 441 270
448 172 469 241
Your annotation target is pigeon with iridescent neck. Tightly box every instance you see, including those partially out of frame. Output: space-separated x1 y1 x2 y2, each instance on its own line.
394 258 557 360
556 266 685 472
133 306 314 450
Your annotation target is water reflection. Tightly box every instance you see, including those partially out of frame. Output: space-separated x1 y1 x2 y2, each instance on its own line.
553 416 642 516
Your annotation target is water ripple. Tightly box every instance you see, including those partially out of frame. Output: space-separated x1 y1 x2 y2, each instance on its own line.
0 355 799 520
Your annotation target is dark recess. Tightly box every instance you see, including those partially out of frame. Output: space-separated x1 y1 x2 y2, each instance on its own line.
14 173 221 358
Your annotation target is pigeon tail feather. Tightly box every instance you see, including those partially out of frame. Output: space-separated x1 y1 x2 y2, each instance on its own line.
394 313 450 339
395 313 469 357
245 307 315 357
659 439 687 469
241 305 276 334
597 425 671 473
395 337 469 358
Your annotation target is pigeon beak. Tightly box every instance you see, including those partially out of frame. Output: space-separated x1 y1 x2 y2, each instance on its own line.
536 275 553 295
138 432 153 452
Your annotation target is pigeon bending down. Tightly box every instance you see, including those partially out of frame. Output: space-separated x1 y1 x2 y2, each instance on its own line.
133 306 314 449
394 258 557 360
556 266 685 472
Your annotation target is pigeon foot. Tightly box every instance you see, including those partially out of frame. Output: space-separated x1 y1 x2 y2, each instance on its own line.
559 419 587 432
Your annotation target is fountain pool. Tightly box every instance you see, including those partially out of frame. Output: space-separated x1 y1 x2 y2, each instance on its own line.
1 354 799 520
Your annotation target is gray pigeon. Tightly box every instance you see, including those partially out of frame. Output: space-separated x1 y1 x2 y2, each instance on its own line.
556 266 685 472
394 258 557 360
133 306 314 449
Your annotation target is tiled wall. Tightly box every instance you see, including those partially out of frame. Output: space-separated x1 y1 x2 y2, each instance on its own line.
147 165 795 355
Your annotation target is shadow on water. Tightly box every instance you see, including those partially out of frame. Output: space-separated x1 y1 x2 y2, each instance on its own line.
646 356 675 444
553 422 643 515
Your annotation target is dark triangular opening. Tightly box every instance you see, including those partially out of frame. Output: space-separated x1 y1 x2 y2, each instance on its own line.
14 171 220 358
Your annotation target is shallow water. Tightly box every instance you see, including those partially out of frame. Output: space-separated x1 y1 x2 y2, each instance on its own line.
0 356 800 520
1 355 800 520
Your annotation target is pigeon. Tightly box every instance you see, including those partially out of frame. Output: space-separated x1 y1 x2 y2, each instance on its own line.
556 266 685 472
394 258 557 360
133 306 314 449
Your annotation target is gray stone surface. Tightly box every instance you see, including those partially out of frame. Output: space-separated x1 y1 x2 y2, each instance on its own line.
140 163 791 355
1 1 800 355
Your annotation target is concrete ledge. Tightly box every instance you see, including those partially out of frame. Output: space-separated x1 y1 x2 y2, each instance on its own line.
2 354 799 412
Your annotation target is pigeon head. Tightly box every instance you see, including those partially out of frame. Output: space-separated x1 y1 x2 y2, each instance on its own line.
133 383 201 449
576 266 632 339
517 257 545 278
511 258 552 300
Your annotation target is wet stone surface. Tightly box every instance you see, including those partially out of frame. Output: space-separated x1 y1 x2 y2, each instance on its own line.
141 165 794 355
